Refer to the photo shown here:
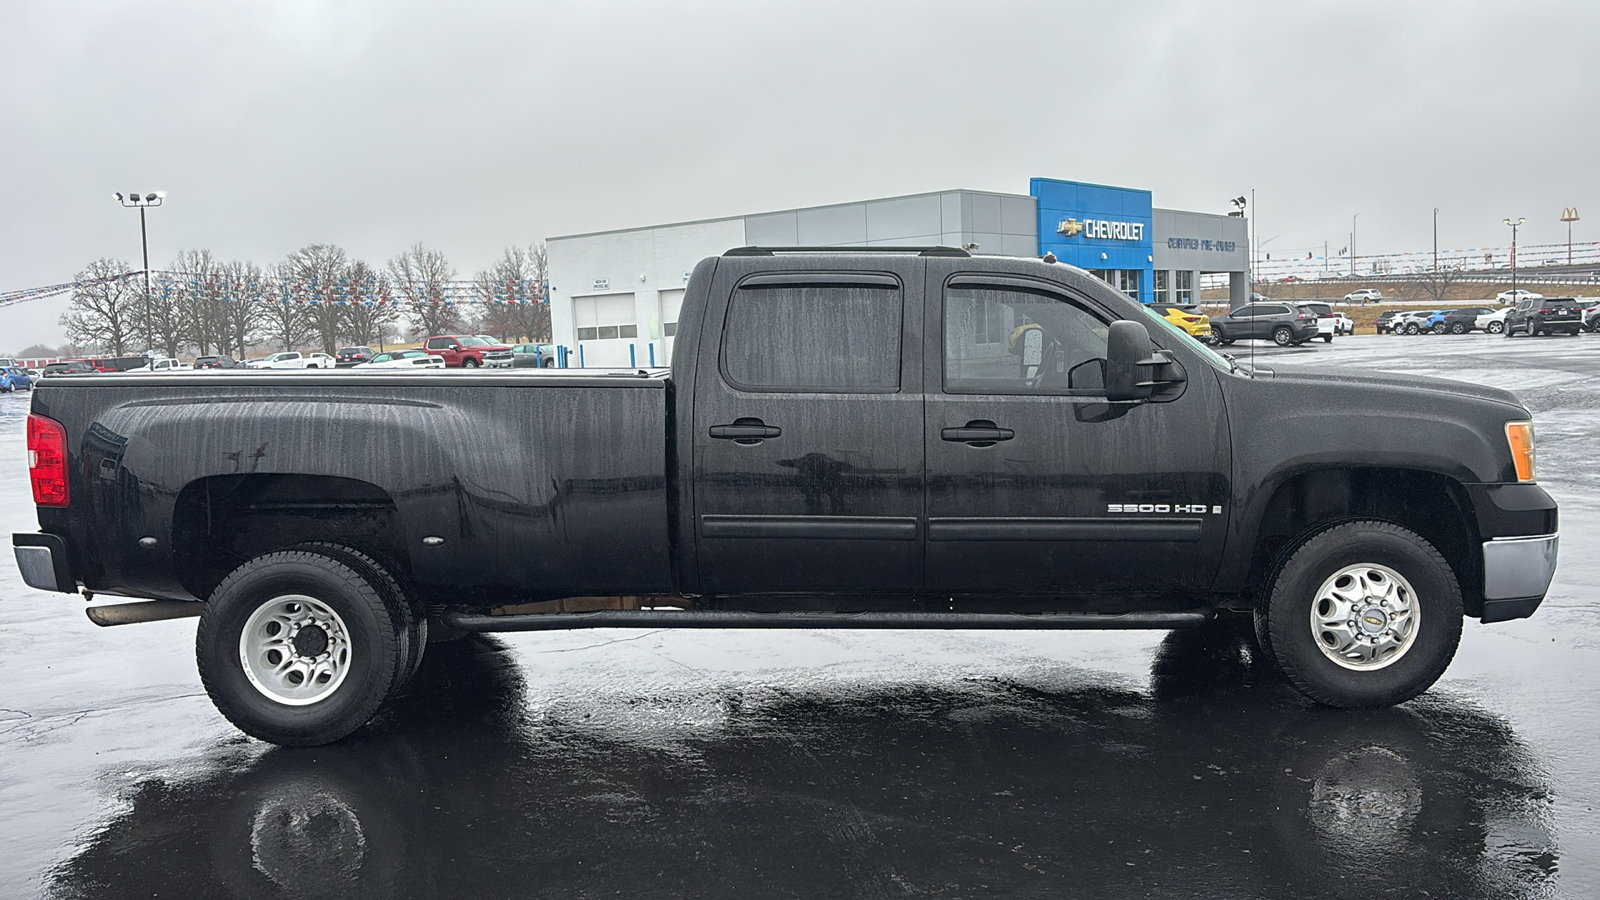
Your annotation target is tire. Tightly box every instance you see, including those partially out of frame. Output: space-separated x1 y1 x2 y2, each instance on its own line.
196 549 408 746
1431 323 1446 335
1322 334 1333 343
1487 321 1505 334
1450 322 1467 335
294 542 426 689
1213 327 1233 346
1259 521 1462 709
462 358 480 369
541 358 555 368
1273 326 1294 346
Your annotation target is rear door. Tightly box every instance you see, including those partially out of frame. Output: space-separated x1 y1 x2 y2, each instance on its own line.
691 258 925 594
923 264 1231 596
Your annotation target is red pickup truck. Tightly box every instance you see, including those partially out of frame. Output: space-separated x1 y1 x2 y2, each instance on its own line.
420 335 510 368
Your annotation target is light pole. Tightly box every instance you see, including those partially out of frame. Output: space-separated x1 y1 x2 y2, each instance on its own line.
1433 207 1439 273
1229 195 1247 307
1504 217 1525 302
114 191 166 352
1351 213 1360 277
1562 207 1580 266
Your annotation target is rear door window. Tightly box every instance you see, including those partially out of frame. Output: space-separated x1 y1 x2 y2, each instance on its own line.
720 275 903 392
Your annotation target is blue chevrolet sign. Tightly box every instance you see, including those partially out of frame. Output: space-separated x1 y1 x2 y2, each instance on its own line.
1031 177 1154 303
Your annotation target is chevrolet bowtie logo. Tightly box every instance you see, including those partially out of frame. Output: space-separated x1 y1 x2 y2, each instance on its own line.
1057 218 1084 237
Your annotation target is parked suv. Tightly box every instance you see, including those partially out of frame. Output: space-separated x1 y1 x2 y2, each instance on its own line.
1208 302 1319 346
335 347 375 367
1374 310 1401 334
422 335 510 368
1295 302 1344 341
1437 307 1496 335
1505 297 1582 337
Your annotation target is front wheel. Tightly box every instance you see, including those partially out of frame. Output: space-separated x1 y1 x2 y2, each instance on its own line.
1405 323 1420 335
1258 521 1462 708
1487 321 1505 334
461 357 480 369
1273 326 1294 346
196 549 409 746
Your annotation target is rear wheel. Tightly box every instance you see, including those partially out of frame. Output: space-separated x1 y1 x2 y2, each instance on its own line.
1450 322 1467 335
1258 521 1462 708
197 549 408 746
541 358 555 368
1431 323 1446 335
1487 321 1505 334
1322 334 1333 343
1273 326 1294 346
1405 323 1420 335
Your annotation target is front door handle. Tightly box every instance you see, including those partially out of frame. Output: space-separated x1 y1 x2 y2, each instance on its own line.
941 420 1014 445
710 418 782 444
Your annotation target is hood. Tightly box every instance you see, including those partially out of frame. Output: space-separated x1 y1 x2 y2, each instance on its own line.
1252 364 1526 410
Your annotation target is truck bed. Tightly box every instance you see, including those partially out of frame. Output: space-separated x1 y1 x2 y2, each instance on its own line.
31 369 674 604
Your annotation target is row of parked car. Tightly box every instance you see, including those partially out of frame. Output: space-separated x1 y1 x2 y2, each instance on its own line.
1153 301 1356 347
16 336 566 379
1375 297 1595 337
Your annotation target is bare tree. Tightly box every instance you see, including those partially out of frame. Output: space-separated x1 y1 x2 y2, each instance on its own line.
1413 264 1471 306
60 259 140 355
340 261 401 349
387 243 460 338
261 261 313 351
219 260 266 358
471 243 549 343
282 244 352 354
144 269 192 358
171 249 231 356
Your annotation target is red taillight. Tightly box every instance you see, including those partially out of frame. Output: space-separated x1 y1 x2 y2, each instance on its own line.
27 413 69 507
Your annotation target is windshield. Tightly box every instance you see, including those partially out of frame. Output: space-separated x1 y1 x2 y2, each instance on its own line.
459 337 489 347
1134 304 1236 373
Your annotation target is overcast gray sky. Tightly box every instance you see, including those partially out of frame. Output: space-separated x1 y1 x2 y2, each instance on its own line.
2 0 1594 349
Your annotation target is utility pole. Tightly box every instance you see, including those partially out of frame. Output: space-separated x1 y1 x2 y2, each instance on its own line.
1433 207 1439 272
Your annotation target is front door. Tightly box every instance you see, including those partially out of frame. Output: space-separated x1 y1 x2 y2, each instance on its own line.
692 261 925 595
923 267 1231 599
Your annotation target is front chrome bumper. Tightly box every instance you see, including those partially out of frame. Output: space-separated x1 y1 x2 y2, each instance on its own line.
1480 533 1558 622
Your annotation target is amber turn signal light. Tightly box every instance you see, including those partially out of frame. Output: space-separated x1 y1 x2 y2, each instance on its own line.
1505 420 1536 483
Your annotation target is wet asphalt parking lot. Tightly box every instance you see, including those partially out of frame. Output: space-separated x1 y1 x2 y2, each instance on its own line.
1 332 1597 899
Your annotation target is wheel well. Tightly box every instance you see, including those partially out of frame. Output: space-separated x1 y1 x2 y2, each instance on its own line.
173 474 410 599
1243 467 1483 616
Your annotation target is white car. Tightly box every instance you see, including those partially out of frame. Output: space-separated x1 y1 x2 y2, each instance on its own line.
1496 290 1544 305
255 351 335 369
1344 289 1384 304
1294 302 1342 342
127 357 187 372
351 350 446 369
1476 308 1512 335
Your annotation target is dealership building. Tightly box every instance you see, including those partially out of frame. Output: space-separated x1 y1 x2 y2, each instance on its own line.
546 177 1249 367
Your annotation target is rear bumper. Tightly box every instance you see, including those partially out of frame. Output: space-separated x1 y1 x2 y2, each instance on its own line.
1480 533 1558 622
12 533 76 594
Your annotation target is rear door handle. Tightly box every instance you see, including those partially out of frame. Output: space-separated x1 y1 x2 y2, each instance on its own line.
710 418 782 444
941 420 1014 445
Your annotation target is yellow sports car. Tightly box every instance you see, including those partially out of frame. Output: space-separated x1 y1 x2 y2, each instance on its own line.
1153 304 1212 341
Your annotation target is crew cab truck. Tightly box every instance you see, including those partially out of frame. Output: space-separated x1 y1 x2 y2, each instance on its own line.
421 335 509 368
13 247 1559 747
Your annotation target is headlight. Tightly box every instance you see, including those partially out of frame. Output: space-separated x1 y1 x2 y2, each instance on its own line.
1505 420 1536 483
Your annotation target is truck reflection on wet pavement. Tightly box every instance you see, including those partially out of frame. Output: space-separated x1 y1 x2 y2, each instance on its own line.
49 631 1554 899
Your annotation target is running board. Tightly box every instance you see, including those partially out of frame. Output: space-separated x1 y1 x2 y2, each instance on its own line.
441 610 1211 633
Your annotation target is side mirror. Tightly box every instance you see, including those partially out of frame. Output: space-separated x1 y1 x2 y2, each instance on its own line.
1105 321 1155 402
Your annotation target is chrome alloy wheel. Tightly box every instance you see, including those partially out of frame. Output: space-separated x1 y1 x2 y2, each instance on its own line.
239 594 353 705
1309 564 1420 670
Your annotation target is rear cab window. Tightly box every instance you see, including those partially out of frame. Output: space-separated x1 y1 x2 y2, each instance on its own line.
720 274 903 392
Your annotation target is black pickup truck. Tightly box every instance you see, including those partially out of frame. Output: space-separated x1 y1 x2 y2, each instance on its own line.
14 248 1559 746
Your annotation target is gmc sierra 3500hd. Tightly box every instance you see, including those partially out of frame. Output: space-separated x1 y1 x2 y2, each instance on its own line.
13 247 1559 746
